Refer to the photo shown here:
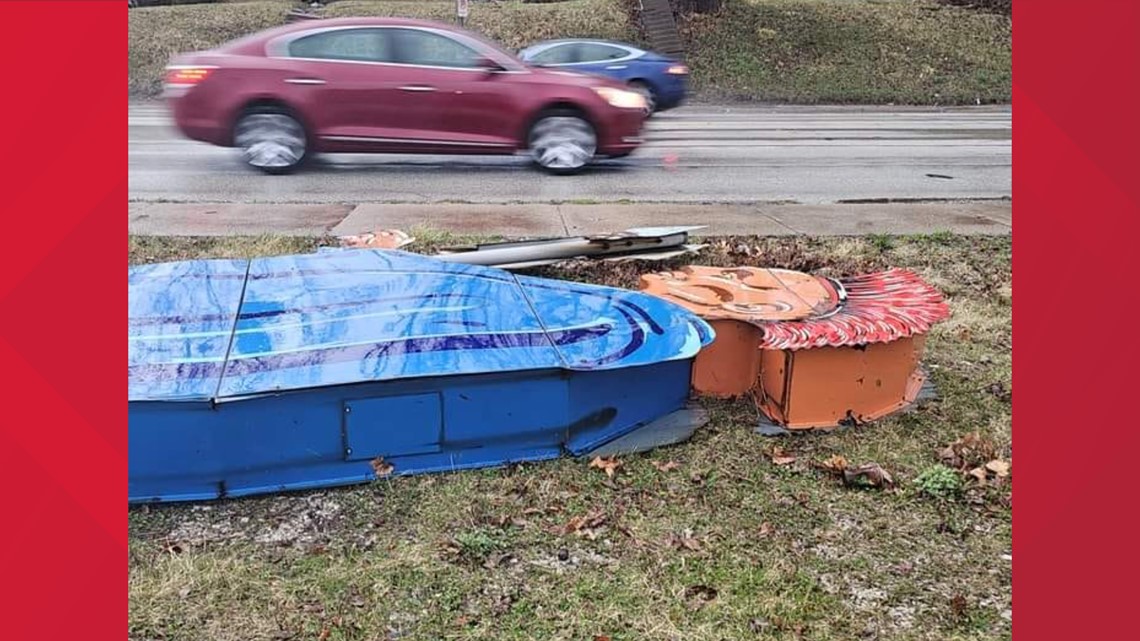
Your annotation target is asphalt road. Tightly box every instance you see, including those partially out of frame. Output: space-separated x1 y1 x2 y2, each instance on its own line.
129 103 1011 204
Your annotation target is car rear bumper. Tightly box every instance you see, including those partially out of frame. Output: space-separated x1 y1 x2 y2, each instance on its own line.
167 95 231 146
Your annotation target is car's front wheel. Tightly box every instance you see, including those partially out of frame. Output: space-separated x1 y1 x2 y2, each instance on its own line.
233 108 308 175
527 110 597 175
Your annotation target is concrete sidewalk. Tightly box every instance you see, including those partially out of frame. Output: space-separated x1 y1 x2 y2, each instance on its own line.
128 200 1011 237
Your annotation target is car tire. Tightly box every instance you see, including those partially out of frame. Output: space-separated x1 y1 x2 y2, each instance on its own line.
527 109 597 176
628 80 657 117
233 107 309 175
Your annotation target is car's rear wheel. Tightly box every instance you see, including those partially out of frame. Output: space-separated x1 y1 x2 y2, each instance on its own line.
628 80 657 116
528 110 597 175
233 108 308 175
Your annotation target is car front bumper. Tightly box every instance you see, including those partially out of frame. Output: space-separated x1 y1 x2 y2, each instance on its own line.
597 108 646 155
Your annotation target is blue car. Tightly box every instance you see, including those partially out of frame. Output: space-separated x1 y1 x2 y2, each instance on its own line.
517 39 689 115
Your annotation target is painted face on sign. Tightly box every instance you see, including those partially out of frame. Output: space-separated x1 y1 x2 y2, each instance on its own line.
640 266 839 322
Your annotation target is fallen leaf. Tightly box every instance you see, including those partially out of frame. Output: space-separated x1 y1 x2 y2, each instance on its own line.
985 459 1011 477
317 628 330 641
683 584 718 610
939 432 998 470
652 460 681 472
816 455 849 473
767 446 797 466
936 446 960 468
670 528 703 552
370 457 394 477
562 515 587 534
758 522 775 537
562 511 607 538
593 636 611 641
679 537 702 551
842 463 894 488
968 466 989 487
950 595 969 617
589 456 622 478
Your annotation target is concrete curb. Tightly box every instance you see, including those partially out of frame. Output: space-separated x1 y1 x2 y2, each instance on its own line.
128 200 1011 238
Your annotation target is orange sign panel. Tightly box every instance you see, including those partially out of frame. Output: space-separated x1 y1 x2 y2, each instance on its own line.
640 267 950 430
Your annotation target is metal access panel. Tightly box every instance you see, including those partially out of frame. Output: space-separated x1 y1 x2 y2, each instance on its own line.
343 393 444 461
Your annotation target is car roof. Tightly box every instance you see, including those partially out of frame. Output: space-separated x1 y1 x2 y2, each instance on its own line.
523 38 645 52
217 16 476 53
275 16 457 34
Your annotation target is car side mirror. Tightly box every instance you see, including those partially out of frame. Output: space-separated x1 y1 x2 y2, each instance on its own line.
475 56 505 76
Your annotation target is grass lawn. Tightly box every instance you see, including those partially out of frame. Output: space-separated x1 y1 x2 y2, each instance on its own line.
680 0 1012 104
128 232 1012 641
128 0 1010 105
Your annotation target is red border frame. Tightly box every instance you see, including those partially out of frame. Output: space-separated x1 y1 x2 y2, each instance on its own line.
0 2 124 639
0 1 1135 638
1016 1 1139 638
1016 2 1140 634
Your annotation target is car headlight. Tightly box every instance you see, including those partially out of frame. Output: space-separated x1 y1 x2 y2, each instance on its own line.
594 86 647 110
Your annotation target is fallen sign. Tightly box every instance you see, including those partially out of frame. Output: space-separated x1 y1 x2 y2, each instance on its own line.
639 266 951 432
128 249 714 504
431 226 707 269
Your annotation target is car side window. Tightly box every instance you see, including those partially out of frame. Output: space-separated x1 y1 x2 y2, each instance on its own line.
530 44 578 65
576 44 628 63
390 28 484 69
287 28 394 63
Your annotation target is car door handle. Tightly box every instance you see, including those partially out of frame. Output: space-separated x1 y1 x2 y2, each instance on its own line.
285 77 325 85
399 85 436 92
605 65 628 70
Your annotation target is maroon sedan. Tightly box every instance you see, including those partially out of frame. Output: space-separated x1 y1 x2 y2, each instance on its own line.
163 17 648 175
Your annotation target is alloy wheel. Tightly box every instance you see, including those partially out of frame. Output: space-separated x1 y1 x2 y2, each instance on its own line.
234 113 306 173
529 115 597 173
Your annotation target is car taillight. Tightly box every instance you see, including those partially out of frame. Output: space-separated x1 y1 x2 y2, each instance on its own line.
667 64 690 75
164 66 216 86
